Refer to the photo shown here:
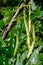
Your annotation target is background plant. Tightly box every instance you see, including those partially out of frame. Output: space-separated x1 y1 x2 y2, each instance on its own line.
0 0 43 65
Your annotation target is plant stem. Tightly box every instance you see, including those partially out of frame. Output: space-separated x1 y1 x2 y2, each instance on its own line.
13 34 19 57
27 25 35 59
23 7 30 49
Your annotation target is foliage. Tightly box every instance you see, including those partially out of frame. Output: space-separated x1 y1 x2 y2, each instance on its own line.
0 0 43 65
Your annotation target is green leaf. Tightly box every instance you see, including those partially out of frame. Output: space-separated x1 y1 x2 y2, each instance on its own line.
38 53 43 62
29 46 42 65
29 0 36 11
0 55 4 65
31 7 41 21
0 20 4 28
0 37 6 47
3 0 7 3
